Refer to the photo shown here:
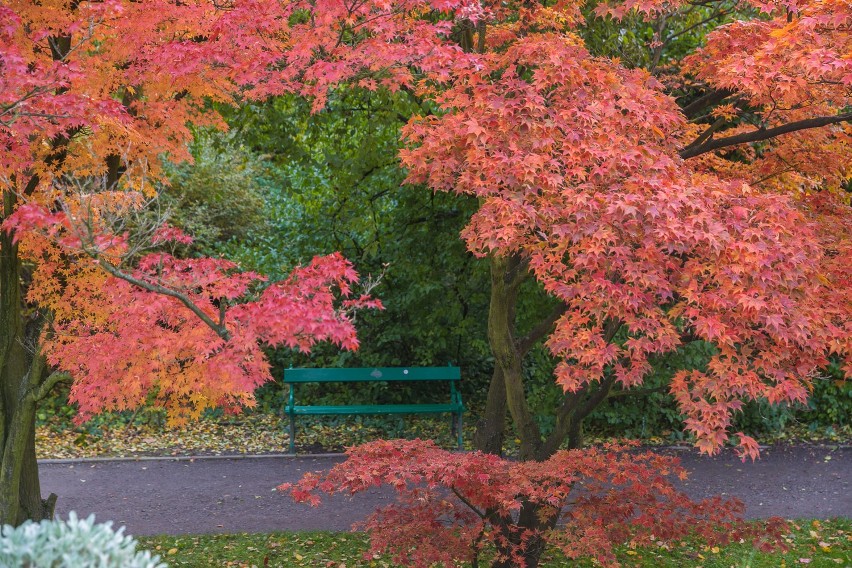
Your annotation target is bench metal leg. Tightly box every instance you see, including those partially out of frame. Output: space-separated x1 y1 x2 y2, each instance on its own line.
455 412 463 451
288 415 296 454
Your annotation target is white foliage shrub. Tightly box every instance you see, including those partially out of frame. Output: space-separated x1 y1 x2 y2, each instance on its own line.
0 512 166 568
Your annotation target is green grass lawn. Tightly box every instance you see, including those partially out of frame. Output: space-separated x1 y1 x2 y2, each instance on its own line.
138 519 851 567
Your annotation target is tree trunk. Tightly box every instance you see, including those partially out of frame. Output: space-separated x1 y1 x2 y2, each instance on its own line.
484 254 545 461
0 190 55 525
472 366 508 456
473 253 604 567
490 500 560 568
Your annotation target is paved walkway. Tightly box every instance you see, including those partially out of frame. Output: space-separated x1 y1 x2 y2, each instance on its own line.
38 445 850 536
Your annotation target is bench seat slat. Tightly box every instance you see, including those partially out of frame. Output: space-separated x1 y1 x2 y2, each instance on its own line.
286 403 462 416
284 367 460 383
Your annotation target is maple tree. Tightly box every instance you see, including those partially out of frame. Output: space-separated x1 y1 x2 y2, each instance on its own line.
283 439 787 567
0 0 381 526
273 0 850 565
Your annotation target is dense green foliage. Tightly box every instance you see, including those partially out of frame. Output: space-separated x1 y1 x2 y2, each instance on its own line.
146 85 852 441
177 92 497 406
161 134 269 255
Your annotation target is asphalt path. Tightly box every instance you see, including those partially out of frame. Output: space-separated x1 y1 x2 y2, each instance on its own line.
37 445 850 536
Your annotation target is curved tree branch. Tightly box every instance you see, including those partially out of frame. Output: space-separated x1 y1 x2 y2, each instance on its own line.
32 371 71 403
94 260 231 341
679 112 852 159
516 303 567 356
451 487 486 519
679 88 735 119
683 116 726 150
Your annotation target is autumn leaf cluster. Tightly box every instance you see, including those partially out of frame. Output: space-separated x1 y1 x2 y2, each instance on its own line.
281 439 787 567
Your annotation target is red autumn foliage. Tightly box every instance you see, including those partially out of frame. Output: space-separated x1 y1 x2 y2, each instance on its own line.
1 0 389 426
2 200 381 424
281 439 787 567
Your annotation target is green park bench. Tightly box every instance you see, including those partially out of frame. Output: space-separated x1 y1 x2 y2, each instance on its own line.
283 366 464 453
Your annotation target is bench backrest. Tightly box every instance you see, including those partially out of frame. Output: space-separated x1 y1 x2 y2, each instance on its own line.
284 366 460 383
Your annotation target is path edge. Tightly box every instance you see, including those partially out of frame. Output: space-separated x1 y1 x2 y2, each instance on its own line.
37 443 851 465
38 452 346 464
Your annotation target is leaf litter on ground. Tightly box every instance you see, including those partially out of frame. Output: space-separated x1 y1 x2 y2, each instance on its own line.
36 407 851 460
36 411 470 459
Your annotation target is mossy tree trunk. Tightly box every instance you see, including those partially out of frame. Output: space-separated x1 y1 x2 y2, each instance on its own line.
473 253 621 568
0 190 61 526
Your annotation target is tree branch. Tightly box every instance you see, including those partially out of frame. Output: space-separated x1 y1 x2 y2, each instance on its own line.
666 5 734 44
516 303 567 355
95 260 231 340
683 116 726 150
574 374 617 421
506 254 529 290
679 88 735 119
679 112 852 159
32 371 71 402
451 487 486 519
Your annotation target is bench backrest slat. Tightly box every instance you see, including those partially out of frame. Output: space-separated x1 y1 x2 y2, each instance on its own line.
284 367 460 383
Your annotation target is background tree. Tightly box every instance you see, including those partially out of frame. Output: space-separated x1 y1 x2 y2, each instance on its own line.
209 92 498 402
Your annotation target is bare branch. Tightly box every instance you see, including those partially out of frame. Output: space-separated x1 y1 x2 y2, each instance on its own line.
680 112 852 159
679 88 735 119
574 374 617 420
33 371 72 402
516 303 567 355
451 487 487 519
94 260 231 340
682 116 726 150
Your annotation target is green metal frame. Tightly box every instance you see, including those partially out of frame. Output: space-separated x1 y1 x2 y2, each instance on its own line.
283 366 464 453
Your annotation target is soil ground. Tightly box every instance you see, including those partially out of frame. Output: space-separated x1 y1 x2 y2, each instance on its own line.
37 444 850 536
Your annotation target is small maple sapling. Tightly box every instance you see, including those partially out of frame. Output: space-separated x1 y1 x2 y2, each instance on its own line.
282 439 786 568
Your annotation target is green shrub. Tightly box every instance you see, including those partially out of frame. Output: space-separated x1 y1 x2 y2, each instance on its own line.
0 512 165 568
